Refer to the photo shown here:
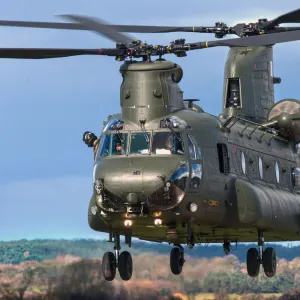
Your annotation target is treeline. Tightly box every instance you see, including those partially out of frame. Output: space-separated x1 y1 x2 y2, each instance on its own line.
0 257 181 300
1 254 300 299
0 239 299 264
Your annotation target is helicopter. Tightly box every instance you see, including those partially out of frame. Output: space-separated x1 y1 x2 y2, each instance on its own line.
2 8 300 282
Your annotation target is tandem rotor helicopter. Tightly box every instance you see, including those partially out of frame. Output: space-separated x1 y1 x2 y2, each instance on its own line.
2 7 300 281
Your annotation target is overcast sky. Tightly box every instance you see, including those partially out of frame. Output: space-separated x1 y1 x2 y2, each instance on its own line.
1 0 300 243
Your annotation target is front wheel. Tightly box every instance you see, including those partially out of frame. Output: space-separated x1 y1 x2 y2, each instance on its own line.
102 251 116 281
170 247 183 275
118 251 133 281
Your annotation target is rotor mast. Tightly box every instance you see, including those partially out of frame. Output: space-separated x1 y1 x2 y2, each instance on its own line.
119 59 184 123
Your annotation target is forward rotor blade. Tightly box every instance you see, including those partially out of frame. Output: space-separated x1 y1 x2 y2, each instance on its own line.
58 14 136 44
0 19 86 30
0 48 118 59
263 8 300 29
0 19 219 34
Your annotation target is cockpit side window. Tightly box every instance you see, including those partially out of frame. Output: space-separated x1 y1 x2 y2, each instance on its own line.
130 132 150 155
103 117 124 132
98 133 128 158
152 132 184 155
187 134 201 160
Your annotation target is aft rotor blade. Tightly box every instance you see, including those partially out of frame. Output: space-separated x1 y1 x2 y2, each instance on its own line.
189 29 300 49
0 48 119 59
58 14 136 44
263 8 300 29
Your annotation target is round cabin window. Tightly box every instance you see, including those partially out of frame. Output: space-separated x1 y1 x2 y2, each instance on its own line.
241 152 246 174
275 161 280 183
258 157 263 179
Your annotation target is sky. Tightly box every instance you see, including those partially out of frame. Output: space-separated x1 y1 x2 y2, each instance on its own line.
1 0 300 243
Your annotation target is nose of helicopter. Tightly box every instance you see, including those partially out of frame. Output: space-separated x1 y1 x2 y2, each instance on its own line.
94 156 187 211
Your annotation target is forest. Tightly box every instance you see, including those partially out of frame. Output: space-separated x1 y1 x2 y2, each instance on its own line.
1 239 300 299
1 239 299 264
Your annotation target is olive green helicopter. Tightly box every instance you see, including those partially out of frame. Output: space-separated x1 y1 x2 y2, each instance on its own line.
2 8 300 282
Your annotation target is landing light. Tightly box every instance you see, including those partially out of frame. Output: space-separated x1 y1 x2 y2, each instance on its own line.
96 194 103 205
189 202 198 213
91 206 99 216
154 219 163 226
152 212 162 217
124 220 133 227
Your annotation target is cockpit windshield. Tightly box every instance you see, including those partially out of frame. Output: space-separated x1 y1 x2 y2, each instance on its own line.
130 132 150 155
152 132 184 155
98 133 128 157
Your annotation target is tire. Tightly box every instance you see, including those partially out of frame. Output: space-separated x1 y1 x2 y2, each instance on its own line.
246 248 260 277
170 247 183 275
102 251 116 281
262 247 276 277
118 251 133 281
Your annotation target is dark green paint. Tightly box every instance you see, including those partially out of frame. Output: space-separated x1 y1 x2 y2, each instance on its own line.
88 47 300 246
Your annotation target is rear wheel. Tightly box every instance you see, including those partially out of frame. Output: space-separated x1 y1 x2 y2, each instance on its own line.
246 248 260 277
102 251 116 281
262 247 276 277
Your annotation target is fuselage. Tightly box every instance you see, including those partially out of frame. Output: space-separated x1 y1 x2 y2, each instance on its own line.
89 108 300 244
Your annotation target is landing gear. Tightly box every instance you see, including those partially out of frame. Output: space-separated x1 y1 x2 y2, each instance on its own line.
262 247 276 277
246 230 276 278
247 248 260 277
119 251 133 281
102 233 133 281
223 240 230 255
102 251 116 281
170 244 185 275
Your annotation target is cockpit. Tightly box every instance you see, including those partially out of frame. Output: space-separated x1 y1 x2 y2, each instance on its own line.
97 117 186 158
92 116 202 213
97 131 185 158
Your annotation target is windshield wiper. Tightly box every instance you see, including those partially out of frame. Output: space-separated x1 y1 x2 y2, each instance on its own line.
139 120 149 144
164 118 182 142
112 124 124 144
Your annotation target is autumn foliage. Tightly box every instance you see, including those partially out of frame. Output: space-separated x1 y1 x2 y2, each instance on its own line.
1 252 300 299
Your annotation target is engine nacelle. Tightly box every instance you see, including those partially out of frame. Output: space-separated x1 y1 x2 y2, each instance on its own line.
267 98 300 143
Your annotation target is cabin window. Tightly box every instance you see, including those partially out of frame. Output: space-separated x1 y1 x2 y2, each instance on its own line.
292 167 300 187
98 133 128 157
241 151 246 174
152 132 184 155
275 161 280 183
217 143 229 175
187 134 201 160
190 164 202 188
258 157 263 179
130 132 150 155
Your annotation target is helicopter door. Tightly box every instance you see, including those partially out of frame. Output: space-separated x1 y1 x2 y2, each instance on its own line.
186 134 202 189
